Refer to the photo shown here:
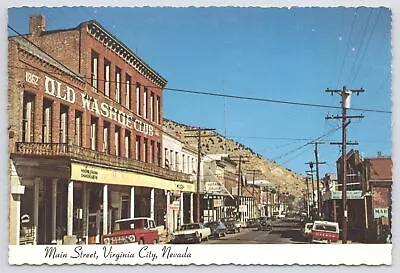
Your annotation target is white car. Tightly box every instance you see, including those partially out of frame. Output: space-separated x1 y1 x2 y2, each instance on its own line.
172 223 211 243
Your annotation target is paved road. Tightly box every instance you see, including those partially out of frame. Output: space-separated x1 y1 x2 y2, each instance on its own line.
203 218 308 244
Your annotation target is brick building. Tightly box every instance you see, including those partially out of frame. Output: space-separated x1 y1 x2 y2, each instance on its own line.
364 155 392 242
8 15 194 245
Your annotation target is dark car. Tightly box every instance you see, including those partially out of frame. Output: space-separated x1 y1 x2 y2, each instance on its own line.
221 218 241 234
246 218 260 228
204 221 226 238
257 217 273 231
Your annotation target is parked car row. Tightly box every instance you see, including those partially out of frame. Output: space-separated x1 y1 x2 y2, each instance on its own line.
100 215 279 246
171 219 241 244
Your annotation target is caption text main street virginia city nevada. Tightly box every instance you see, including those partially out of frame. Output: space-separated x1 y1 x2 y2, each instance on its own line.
7 6 392 265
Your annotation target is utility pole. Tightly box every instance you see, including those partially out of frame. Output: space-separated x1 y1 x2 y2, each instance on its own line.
306 163 316 209
185 127 215 223
306 143 326 219
313 142 325 219
305 177 310 218
248 169 262 217
231 156 248 220
325 86 365 244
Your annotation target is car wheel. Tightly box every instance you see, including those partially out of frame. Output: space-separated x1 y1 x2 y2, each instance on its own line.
198 235 202 243
204 234 209 241
152 239 158 244
139 239 144 245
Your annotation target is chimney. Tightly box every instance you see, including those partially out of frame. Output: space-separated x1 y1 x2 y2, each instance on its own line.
377 151 382 158
29 15 46 36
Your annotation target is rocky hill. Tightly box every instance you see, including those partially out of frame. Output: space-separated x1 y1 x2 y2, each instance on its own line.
164 119 306 196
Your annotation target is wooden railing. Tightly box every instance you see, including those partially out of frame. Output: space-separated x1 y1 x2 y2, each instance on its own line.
14 142 193 183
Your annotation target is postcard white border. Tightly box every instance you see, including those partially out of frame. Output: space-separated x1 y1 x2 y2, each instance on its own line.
2 0 399 270
8 244 393 265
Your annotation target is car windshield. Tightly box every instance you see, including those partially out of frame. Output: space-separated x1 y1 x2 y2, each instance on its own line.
180 224 200 230
314 224 337 232
116 219 144 231
205 222 218 227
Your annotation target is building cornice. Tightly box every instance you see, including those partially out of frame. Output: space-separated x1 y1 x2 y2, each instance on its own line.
86 21 167 89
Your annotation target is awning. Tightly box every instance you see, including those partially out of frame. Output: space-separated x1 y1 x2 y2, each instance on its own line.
70 162 195 192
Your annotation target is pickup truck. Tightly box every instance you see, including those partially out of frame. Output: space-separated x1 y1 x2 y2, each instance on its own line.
172 223 211 243
311 221 339 243
102 217 159 245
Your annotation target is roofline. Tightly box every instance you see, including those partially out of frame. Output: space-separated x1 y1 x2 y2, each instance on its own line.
81 20 167 88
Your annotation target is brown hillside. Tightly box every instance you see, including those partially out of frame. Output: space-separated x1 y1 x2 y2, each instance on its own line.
164 119 306 196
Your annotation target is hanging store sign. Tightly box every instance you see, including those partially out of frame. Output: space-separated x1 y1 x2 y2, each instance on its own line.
373 208 389 218
25 72 155 136
213 199 223 208
169 201 180 211
330 190 363 200
205 182 223 193
239 205 247 213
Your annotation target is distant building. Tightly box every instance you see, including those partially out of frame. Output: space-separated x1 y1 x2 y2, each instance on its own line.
162 127 197 232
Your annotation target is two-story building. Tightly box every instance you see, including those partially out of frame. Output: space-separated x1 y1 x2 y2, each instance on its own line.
162 127 197 233
9 15 194 245
364 155 392 242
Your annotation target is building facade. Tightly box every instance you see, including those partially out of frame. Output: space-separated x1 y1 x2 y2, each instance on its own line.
364 156 392 242
162 127 197 233
9 15 194 245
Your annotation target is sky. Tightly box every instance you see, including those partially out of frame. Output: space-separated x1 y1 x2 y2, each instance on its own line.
7 6 392 177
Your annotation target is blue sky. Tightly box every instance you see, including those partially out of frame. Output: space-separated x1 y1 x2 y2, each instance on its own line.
8 7 392 176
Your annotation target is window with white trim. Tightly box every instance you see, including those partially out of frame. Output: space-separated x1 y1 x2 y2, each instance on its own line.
22 92 34 142
91 50 98 91
42 99 52 143
126 74 131 109
104 59 110 97
115 67 121 103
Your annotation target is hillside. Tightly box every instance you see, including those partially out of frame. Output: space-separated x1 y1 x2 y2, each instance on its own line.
164 119 306 196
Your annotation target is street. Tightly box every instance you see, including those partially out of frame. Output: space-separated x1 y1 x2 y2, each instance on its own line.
202 218 307 244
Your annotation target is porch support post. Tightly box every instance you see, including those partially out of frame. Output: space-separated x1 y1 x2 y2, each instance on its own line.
67 180 74 236
150 188 155 219
103 185 108 235
190 193 194 223
33 177 40 244
51 178 58 242
130 186 135 218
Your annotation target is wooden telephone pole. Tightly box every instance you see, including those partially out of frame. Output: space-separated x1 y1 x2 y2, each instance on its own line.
325 86 364 244
306 142 326 219
231 155 249 219
185 127 215 223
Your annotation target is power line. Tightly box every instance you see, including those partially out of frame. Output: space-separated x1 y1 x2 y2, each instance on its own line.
351 9 382 85
163 87 391 114
271 125 342 162
336 7 359 88
346 9 373 84
11 63 392 115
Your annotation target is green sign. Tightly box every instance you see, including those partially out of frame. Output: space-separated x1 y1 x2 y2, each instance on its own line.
373 208 388 218
330 190 363 200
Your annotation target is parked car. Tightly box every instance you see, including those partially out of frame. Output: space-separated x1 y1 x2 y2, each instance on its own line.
171 223 211 244
311 221 340 243
257 217 273 231
204 221 226 238
102 217 159 245
221 218 241 234
246 218 260 228
302 222 314 241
